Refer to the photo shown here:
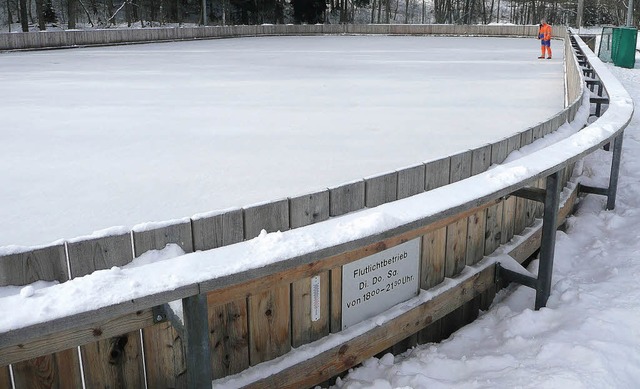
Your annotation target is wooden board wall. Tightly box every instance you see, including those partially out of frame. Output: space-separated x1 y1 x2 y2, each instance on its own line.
0 245 83 389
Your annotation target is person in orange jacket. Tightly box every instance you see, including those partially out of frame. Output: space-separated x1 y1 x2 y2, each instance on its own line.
538 19 552 59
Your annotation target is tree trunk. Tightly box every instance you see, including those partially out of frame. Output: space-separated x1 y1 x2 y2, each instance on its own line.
7 0 13 26
371 0 375 22
19 0 28 31
36 0 47 31
68 0 76 28
405 0 410 23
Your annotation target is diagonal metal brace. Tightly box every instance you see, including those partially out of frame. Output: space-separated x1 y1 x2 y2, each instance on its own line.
496 264 538 289
511 187 546 203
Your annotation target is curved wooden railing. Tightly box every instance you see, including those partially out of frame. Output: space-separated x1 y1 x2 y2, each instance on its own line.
0 27 633 389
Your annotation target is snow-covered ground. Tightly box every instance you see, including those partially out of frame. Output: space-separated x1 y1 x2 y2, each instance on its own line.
328 54 640 389
0 35 565 248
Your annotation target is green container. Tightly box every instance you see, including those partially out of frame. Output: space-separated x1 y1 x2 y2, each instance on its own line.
611 27 637 69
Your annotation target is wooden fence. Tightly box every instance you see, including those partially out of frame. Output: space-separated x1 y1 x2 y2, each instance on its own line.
0 28 631 389
0 24 540 51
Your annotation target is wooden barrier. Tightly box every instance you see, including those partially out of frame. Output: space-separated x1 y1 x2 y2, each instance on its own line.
0 29 625 389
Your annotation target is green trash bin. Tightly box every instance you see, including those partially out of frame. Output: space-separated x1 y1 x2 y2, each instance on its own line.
611 26 637 69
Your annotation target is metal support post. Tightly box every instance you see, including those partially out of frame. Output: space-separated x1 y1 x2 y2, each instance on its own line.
606 132 624 210
535 171 561 310
183 294 212 389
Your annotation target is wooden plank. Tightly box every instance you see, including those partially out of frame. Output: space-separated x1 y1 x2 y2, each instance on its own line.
247 285 291 365
132 220 194 257
0 244 67 286
329 180 365 217
0 366 10 388
81 332 145 389
466 209 486 265
67 233 145 389
446 151 471 277
445 218 467 278
330 268 342 334
365 172 398 208
484 138 510 254
192 208 244 251
501 134 522 244
291 271 330 347
142 322 187 389
421 228 447 289
133 222 193 389
449 151 472 184
397 164 426 199
289 190 330 229
243 199 290 239
67 233 134 277
424 157 451 191
242 266 495 389
470 145 492 176
12 349 82 389
208 298 249 379
0 309 156 367
467 146 491 266
289 192 330 354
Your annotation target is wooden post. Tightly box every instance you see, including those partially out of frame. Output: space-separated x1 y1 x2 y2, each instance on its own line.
183 294 213 388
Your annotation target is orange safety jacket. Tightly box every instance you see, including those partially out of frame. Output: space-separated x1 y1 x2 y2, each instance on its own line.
538 23 552 41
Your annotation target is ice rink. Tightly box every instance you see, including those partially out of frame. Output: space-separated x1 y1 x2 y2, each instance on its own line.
0 35 565 247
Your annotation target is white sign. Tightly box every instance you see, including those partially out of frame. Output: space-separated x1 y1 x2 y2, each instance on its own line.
341 238 420 330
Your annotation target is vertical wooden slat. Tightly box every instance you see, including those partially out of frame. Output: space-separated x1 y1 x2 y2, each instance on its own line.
248 285 291 365
192 208 244 251
0 245 83 389
448 151 472 184
445 217 468 277
467 145 491 265
365 171 398 208
424 157 451 191
515 130 535 234
289 190 330 229
12 350 82 389
291 271 330 347
501 134 522 244
0 245 67 286
193 210 249 381
208 298 249 379
330 268 342 334
421 228 447 289
133 220 194 255
485 138 509 254
133 222 194 389
446 151 471 277
67 233 134 277
0 366 10 388
329 180 365 217
289 191 331 348
142 322 187 389
67 233 145 389
243 199 290 239
418 227 447 345
397 164 426 199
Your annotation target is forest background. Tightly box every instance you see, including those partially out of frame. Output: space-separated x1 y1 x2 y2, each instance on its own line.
0 0 636 34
